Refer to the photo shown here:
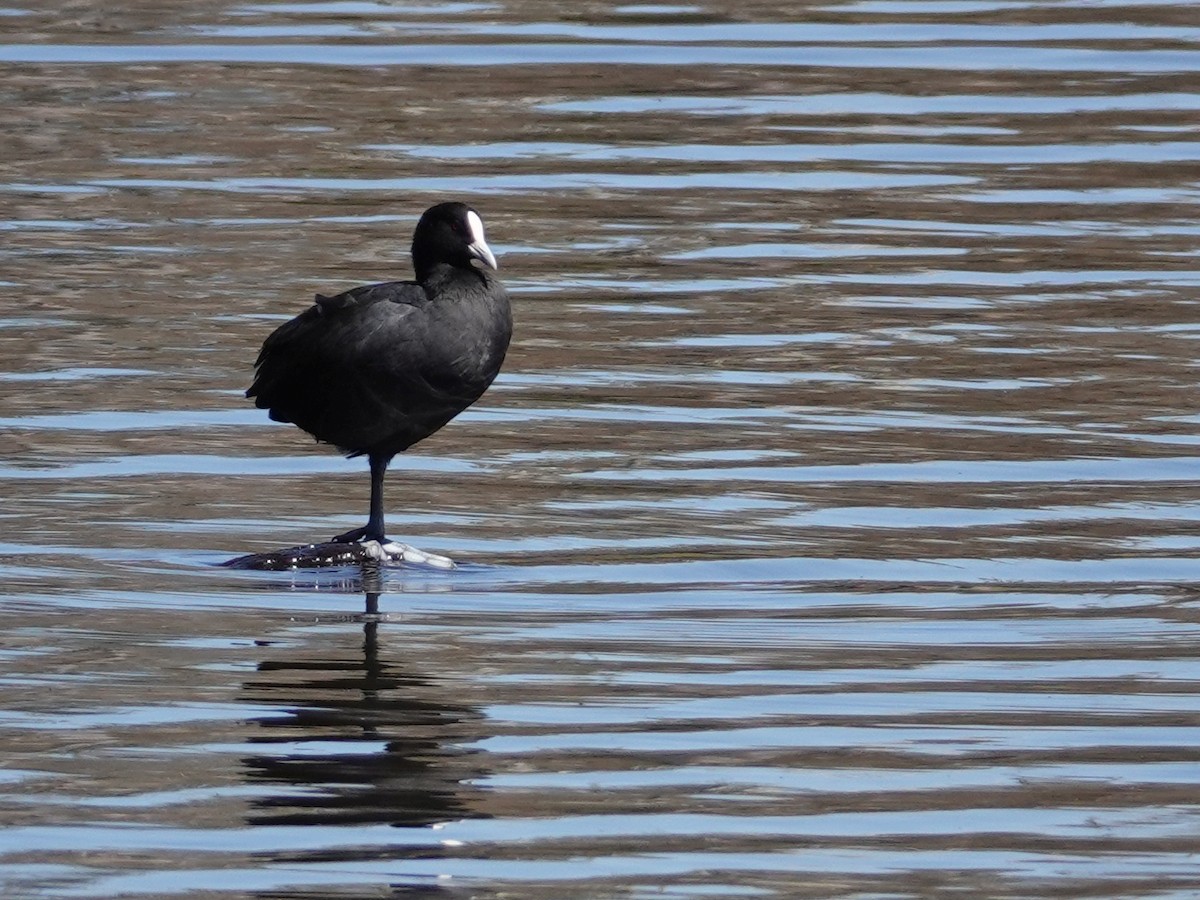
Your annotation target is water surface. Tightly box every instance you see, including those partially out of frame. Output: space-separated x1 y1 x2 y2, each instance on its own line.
2 0 1200 897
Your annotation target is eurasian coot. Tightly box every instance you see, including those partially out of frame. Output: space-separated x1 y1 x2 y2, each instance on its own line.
247 202 512 546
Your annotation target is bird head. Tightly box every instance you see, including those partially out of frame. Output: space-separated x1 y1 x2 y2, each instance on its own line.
412 202 498 281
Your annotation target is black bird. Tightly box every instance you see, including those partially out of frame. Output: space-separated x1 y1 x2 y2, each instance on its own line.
247 202 512 547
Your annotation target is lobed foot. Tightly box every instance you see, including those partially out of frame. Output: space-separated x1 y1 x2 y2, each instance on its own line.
328 527 455 569
377 540 455 570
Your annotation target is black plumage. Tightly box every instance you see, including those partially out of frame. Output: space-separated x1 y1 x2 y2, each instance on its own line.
247 202 512 545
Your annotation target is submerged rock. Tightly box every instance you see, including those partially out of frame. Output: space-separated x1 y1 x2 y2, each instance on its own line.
222 540 455 571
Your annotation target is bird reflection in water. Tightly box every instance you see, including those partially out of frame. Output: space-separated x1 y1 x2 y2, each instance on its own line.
239 563 489 831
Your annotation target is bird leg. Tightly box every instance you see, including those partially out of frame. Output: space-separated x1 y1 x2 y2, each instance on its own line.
326 454 454 568
332 453 390 543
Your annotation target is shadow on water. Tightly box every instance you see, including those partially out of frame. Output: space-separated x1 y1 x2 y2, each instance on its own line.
240 566 488 833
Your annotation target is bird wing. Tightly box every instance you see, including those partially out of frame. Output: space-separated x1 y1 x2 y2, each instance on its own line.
247 280 482 454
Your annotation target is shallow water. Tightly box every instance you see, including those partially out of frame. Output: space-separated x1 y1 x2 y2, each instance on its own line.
3 0 1200 897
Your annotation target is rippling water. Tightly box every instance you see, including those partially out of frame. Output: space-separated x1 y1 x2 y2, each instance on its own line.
3 0 1200 897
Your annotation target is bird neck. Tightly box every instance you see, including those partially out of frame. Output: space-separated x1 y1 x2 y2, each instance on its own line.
418 261 486 293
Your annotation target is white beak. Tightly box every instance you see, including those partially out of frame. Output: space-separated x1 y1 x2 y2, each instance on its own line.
468 238 498 270
465 209 497 270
